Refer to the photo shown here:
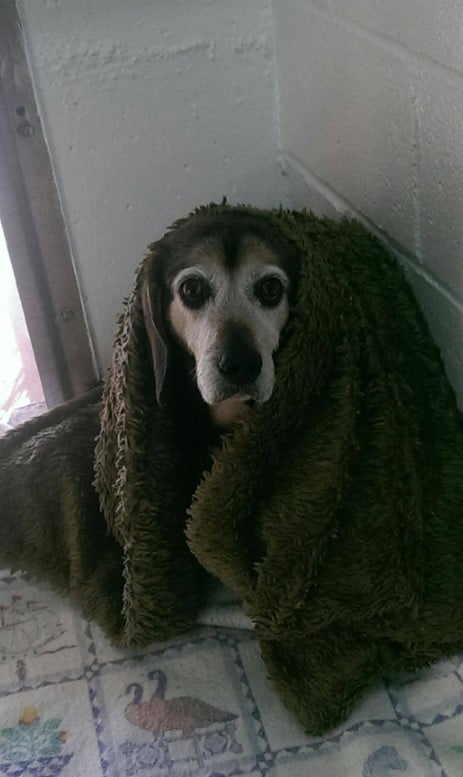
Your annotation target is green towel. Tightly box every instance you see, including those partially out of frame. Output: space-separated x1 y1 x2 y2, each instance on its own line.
1 204 463 734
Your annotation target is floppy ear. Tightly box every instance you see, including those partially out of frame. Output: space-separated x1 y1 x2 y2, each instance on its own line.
94 244 170 537
140 252 168 405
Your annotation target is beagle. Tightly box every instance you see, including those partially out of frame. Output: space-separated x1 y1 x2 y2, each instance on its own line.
141 209 300 442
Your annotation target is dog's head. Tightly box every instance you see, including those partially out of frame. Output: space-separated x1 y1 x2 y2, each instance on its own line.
141 210 300 409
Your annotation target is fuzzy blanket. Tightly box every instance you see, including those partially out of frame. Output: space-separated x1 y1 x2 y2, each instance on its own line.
1 204 463 735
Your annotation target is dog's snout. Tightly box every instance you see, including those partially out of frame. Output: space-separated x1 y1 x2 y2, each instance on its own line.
217 328 262 387
218 350 262 385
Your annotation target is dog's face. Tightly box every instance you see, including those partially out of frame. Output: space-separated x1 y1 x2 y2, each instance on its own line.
168 233 293 405
142 211 300 409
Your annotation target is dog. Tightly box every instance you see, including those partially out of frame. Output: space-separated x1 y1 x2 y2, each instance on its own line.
140 210 301 441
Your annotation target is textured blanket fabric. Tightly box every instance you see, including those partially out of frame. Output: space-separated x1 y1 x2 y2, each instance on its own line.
1 204 463 735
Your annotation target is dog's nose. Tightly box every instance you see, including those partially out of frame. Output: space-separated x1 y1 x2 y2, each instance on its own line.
218 343 262 386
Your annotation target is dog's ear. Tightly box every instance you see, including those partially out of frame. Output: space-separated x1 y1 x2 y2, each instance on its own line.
140 250 168 405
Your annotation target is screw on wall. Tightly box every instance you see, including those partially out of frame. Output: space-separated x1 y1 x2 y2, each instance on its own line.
16 105 34 137
60 308 75 321
16 120 34 137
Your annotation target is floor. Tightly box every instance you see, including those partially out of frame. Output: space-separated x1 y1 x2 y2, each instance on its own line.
1 570 463 776
0 221 45 434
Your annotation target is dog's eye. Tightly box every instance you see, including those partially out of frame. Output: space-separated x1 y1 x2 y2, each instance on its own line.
179 277 210 308
254 276 285 308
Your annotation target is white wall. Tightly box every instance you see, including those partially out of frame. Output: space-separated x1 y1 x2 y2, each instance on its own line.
15 1 463 406
272 0 463 406
18 0 287 370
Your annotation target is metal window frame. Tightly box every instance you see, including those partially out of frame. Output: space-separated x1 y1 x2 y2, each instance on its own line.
0 1 97 407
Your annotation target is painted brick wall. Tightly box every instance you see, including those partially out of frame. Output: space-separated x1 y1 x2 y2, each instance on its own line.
272 0 463 406
18 0 287 370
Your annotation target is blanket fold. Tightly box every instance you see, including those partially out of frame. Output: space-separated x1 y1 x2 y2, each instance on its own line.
1 204 463 734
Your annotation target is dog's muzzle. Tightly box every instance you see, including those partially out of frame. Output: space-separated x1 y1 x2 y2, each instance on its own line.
217 344 262 387
215 324 263 396
195 323 275 405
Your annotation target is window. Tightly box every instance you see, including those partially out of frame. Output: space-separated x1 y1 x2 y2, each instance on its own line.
0 221 45 430
0 0 96 417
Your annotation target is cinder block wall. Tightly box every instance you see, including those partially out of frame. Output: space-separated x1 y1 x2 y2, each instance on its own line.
19 0 286 370
272 0 463 406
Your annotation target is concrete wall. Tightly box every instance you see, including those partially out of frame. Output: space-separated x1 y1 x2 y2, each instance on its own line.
18 0 287 370
15 1 463 404
272 0 463 406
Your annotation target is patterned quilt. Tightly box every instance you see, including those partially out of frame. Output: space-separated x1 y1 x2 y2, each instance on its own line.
1 570 463 777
